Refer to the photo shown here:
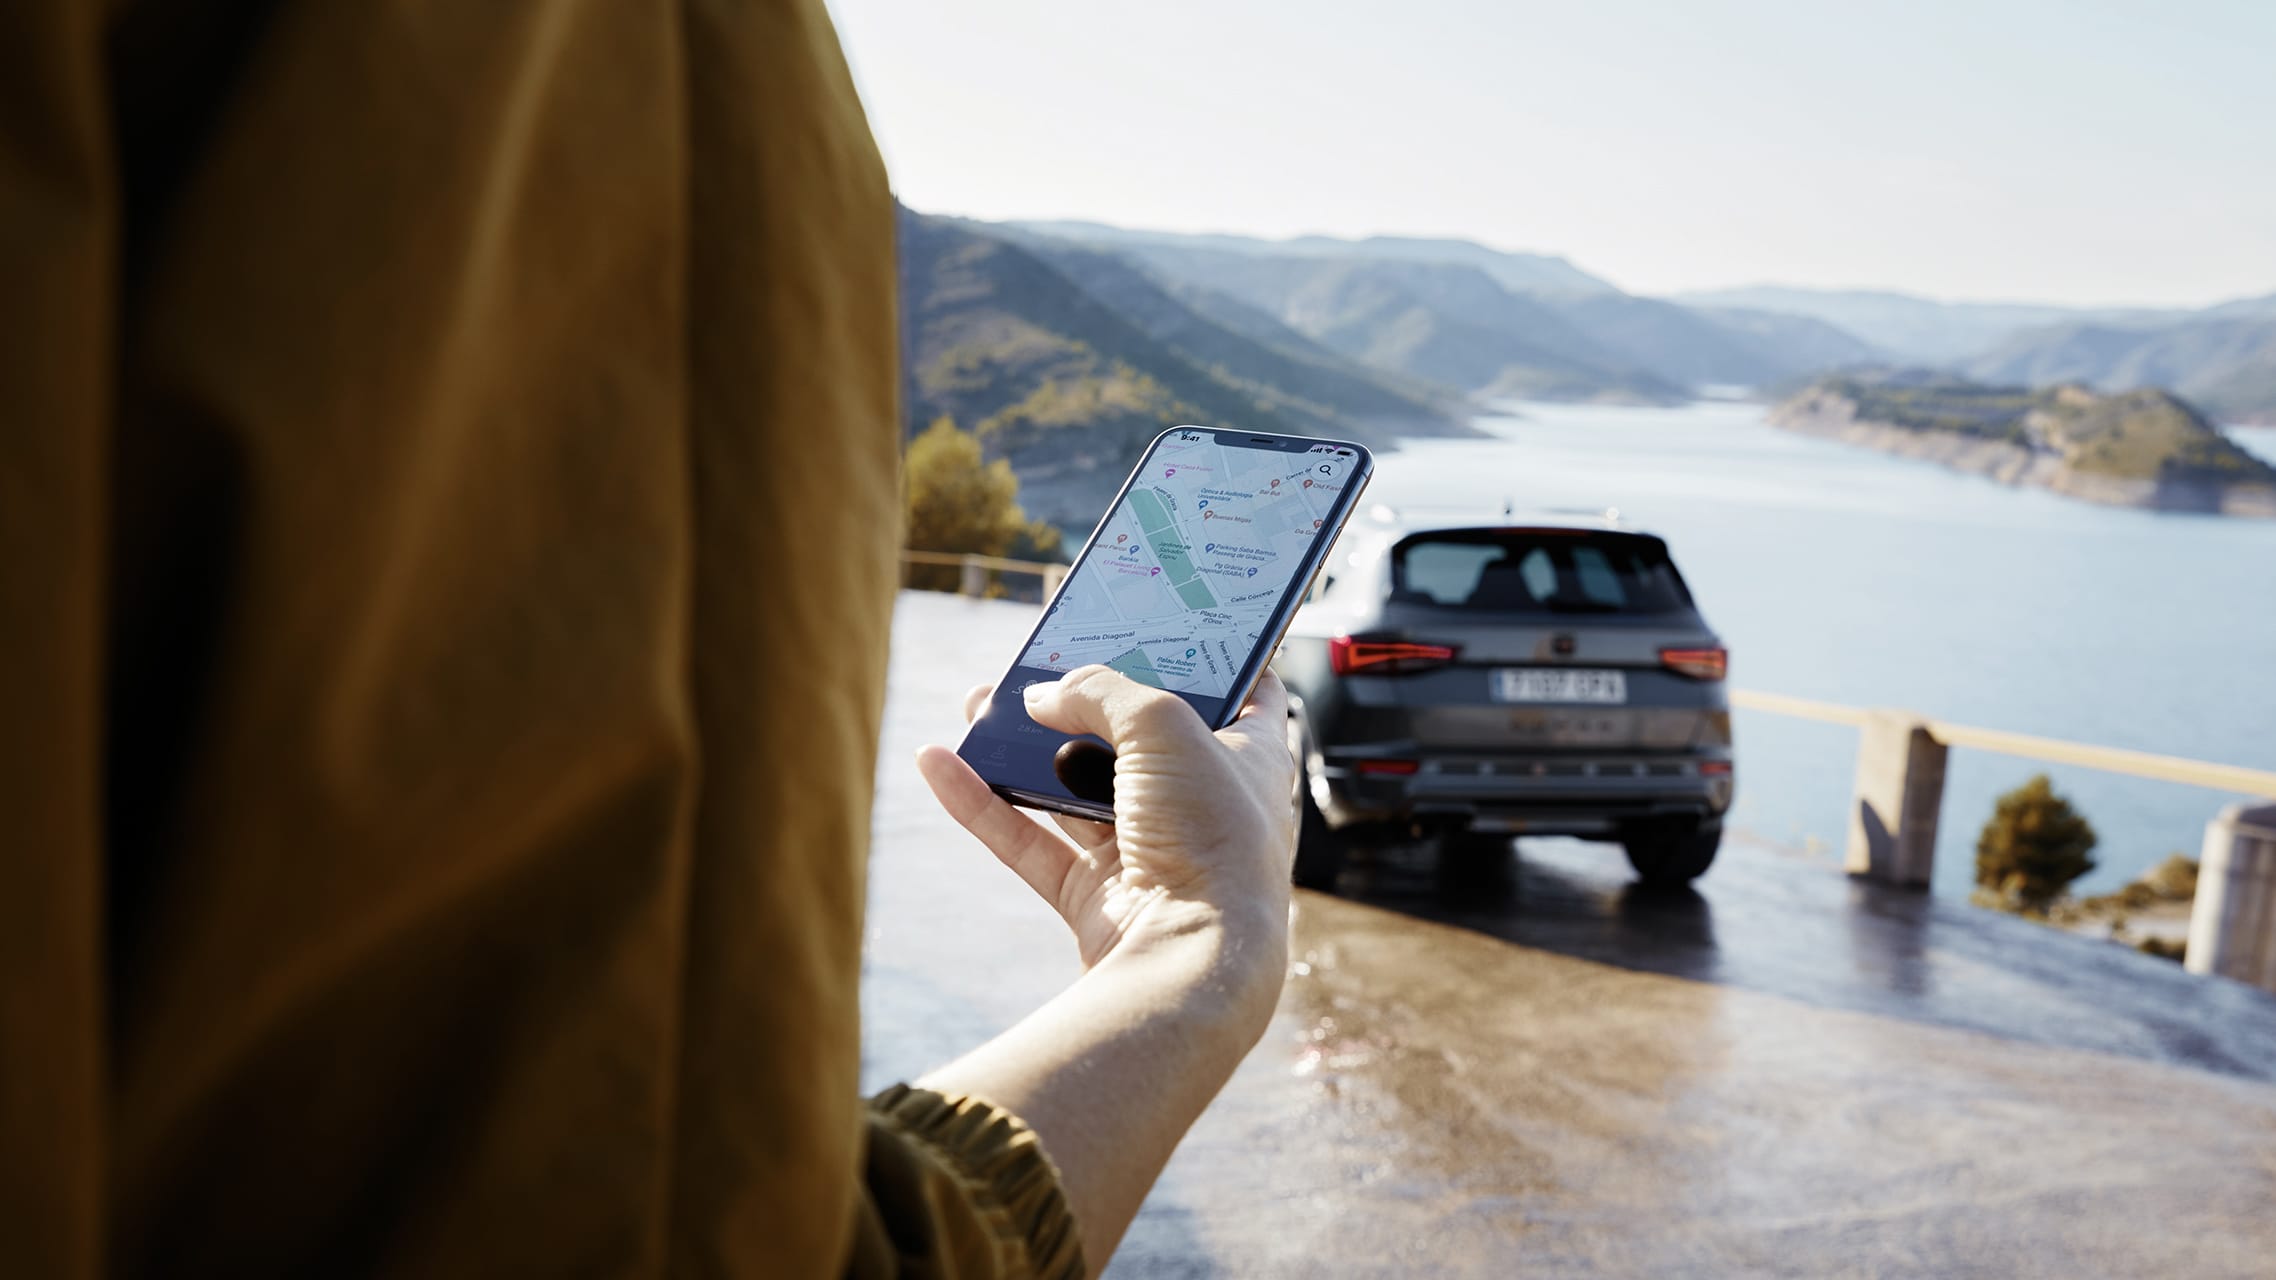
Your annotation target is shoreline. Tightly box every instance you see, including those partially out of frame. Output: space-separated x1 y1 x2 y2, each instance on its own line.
1769 396 2276 519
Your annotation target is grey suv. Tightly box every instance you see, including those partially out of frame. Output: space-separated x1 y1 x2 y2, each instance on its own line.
1276 508 1734 889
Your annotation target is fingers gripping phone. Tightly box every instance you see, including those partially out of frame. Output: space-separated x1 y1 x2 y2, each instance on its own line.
957 426 1374 822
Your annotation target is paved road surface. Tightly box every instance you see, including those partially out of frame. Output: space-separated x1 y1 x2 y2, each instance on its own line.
863 592 2276 1278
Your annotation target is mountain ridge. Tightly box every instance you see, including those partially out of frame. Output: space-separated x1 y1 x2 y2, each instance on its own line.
897 208 1478 523
1009 220 1620 298
1671 285 2179 364
1020 223 1879 401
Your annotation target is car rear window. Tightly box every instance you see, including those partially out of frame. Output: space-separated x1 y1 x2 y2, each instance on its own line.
1391 531 1693 615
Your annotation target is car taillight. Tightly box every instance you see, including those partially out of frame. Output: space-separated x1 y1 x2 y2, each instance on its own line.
1329 636 1460 675
1659 646 1727 681
1355 759 1420 776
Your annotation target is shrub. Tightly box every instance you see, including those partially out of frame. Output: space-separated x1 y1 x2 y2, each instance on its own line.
903 417 1060 592
1974 774 2098 914
2137 936 2186 964
2143 853 2199 900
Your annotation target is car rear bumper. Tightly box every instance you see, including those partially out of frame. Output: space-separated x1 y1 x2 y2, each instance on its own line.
1314 752 1733 836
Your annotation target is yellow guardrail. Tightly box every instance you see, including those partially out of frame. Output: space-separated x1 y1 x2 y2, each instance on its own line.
1729 688 2276 798
901 551 1068 600
900 551 1064 574
1726 688 1871 728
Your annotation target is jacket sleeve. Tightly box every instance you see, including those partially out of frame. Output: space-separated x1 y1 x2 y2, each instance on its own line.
0 1 111 1274
0 0 1091 1275
844 1087 1087 1280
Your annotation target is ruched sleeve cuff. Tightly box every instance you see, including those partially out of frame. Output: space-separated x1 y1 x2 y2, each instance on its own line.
846 1084 1086 1279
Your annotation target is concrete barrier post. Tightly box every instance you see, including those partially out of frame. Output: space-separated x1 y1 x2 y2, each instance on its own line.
1845 711 1947 888
959 557 987 598
2185 803 2276 992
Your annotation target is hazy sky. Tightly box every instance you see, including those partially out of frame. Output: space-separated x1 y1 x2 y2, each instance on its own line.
825 0 2276 307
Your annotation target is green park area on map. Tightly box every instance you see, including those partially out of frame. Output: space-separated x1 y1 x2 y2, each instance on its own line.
1107 647 1164 684
1125 489 1219 610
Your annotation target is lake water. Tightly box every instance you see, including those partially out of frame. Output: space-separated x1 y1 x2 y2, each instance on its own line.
1369 402 2276 898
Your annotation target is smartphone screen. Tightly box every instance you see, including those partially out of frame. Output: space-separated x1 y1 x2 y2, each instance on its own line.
957 426 1374 819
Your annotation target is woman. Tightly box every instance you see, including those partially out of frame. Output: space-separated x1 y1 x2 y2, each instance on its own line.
0 2 1294 1274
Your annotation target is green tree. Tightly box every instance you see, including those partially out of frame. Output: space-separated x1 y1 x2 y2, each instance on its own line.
902 417 1060 593
1974 774 2098 914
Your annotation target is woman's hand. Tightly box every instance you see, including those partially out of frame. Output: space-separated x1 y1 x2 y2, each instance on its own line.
914 666 1296 973
913 668 1302 1266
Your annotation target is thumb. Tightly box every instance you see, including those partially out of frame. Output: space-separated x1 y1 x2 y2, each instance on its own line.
1220 668 1291 749
1023 665 1209 751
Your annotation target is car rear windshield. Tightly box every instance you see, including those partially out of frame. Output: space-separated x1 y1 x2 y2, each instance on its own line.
1391 530 1693 615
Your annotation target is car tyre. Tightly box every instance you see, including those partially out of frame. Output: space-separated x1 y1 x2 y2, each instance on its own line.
1293 780 1347 891
1435 830 1513 894
1622 822 1721 885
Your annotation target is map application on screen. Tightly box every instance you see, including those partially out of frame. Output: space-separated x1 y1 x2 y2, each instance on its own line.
1020 432 1354 701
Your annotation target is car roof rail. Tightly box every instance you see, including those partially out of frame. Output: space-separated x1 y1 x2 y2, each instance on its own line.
1366 501 1631 529
1534 505 1628 526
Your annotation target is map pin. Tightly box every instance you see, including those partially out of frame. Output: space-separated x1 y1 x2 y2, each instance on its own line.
1302 479 1313 488
1150 567 1160 576
1165 466 1177 477
1049 652 1060 662
1205 543 1215 553
1116 534 1127 543
1313 519 1322 527
1204 511 1214 519
1270 479 1280 488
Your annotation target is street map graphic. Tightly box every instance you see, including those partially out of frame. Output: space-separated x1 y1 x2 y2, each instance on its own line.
1020 434 1354 699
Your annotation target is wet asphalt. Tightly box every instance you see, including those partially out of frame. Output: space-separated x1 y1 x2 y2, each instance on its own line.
862 592 2276 1278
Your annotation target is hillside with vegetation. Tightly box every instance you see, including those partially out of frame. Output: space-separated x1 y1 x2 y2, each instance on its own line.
1029 224 1886 401
1556 294 1879 390
898 210 2276 528
1672 285 2147 363
897 208 1474 524
1770 371 2276 516
1679 285 2276 423
1010 233 1468 432
1965 315 2276 425
1090 246 1687 404
952 218 2276 430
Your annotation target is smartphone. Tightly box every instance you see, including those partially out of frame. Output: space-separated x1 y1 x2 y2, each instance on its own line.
956 426 1375 821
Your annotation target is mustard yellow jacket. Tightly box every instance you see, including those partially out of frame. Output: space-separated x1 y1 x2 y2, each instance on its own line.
0 2 1079 1275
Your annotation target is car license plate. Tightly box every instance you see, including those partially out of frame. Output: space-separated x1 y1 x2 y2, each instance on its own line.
1493 668 1627 704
